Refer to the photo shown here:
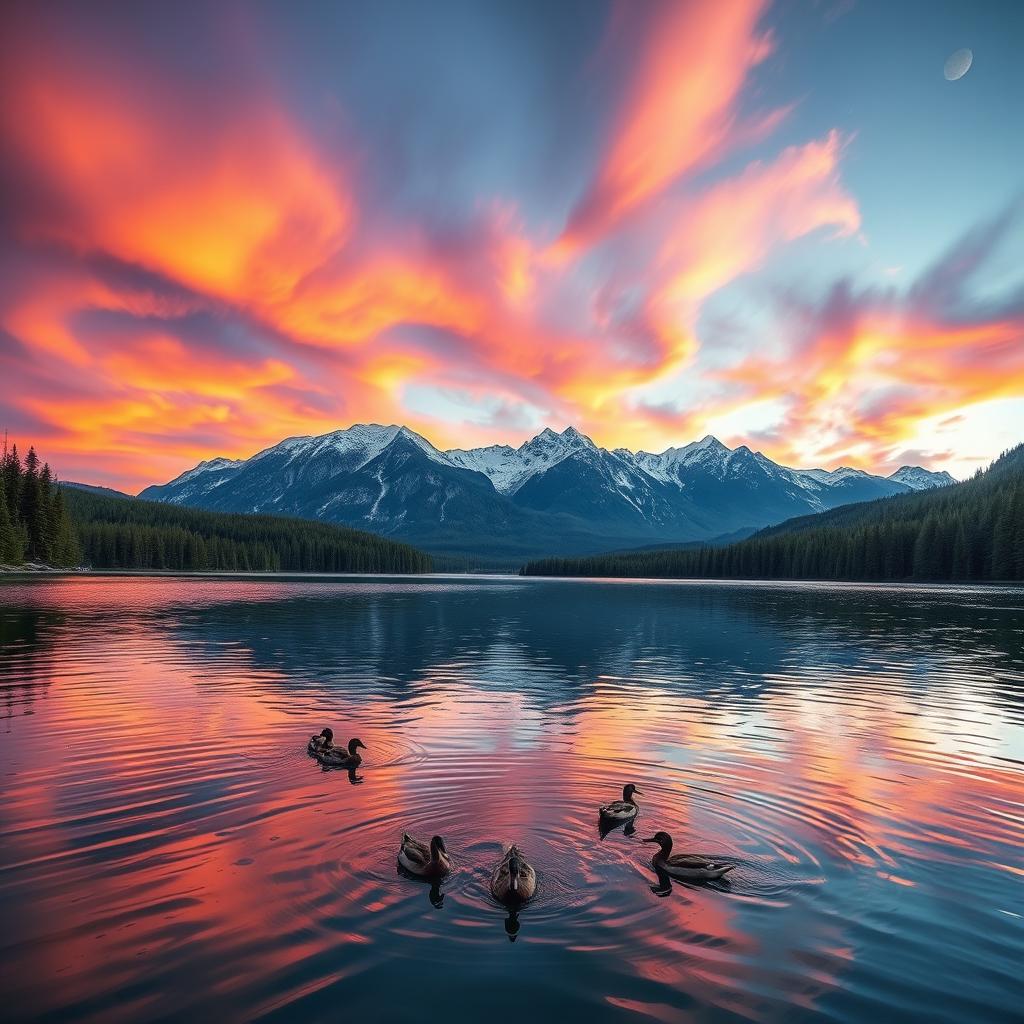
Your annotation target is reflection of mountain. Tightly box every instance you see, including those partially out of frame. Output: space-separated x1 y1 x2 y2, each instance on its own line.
5 579 1020 723
140 581 1024 705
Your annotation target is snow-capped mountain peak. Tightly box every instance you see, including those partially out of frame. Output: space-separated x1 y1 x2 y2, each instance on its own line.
522 425 596 455
443 444 522 491
693 434 728 452
446 426 599 495
394 425 453 465
163 455 243 488
888 465 955 490
197 456 243 473
630 434 732 484
259 423 402 466
559 425 597 448
798 466 870 484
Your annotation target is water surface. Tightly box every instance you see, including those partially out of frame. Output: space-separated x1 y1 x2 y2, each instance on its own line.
1 576 1022 1022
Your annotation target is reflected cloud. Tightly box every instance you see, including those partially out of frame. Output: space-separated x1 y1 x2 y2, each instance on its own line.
1 576 1022 1019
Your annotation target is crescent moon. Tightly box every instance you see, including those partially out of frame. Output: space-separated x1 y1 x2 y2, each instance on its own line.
944 48 973 81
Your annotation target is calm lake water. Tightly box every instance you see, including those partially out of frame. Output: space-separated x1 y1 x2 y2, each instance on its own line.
1 576 1021 1023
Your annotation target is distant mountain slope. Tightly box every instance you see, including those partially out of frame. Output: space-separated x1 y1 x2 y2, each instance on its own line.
140 423 955 559
63 481 134 500
63 486 431 573
522 444 1023 582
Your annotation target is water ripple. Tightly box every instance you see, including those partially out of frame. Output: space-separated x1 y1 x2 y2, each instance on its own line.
1 575 1022 1023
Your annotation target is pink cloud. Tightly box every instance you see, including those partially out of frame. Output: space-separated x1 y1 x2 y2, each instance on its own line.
555 0 775 255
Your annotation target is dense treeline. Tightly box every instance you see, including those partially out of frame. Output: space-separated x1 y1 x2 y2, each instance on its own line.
1 444 79 566
2 439 432 573
522 444 1024 583
64 487 432 573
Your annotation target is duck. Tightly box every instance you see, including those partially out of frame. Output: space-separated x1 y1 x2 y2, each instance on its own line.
308 729 366 768
489 844 537 904
307 727 335 755
398 833 451 878
599 783 641 822
642 831 735 881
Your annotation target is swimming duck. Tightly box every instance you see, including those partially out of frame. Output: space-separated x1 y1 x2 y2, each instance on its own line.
398 833 451 878
599 783 641 822
308 729 366 768
642 831 735 881
307 727 335 755
489 845 537 904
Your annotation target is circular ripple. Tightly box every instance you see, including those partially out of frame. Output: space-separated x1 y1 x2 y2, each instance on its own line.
3 576 1022 1023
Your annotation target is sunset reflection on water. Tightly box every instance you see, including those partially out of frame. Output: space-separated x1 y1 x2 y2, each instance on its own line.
1 576 1021 1023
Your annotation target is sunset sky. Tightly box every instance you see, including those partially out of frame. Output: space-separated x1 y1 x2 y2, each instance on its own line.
1 0 1022 491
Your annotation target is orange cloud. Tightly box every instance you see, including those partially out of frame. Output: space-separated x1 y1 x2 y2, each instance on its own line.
278 255 487 348
98 336 295 398
624 131 861 395
717 291 1024 470
5 73 352 311
556 0 774 255
658 131 860 306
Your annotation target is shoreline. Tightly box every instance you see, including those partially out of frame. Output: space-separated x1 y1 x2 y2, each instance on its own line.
1 568 1020 592
0 563 90 575
0 567 504 579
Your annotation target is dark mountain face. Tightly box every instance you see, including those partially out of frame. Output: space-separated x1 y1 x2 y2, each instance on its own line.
143 427 531 551
631 445 905 534
314 430 523 539
512 447 684 531
140 424 952 559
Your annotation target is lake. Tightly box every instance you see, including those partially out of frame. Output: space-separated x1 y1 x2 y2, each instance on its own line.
1 575 1021 1023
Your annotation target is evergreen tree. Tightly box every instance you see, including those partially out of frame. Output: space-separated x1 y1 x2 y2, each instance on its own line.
19 447 46 561
991 495 1016 580
912 515 939 579
48 487 79 565
951 522 969 579
0 475 22 563
2 442 21 520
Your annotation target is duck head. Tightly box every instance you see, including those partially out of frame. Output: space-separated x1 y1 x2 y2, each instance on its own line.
642 831 673 856
429 835 448 860
347 738 366 755
319 728 334 746
623 783 641 803
507 850 522 893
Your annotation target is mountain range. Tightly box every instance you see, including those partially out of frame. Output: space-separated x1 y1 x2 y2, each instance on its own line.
137 424 954 562
521 443 1023 583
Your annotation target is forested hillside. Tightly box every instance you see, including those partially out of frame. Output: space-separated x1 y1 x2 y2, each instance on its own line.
64 488 432 572
522 445 1024 583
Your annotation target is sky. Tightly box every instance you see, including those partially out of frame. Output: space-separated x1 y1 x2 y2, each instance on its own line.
1 0 1022 491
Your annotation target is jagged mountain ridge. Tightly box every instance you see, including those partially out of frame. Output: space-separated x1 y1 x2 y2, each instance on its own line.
888 465 956 489
139 424 953 558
